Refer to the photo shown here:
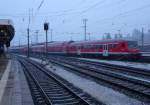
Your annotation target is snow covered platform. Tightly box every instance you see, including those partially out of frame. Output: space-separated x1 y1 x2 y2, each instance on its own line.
142 53 150 57
78 58 150 70
29 57 149 105
141 52 150 56
0 57 34 105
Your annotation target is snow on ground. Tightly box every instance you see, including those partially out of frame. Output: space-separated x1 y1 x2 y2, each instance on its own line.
30 57 148 105
79 58 150 70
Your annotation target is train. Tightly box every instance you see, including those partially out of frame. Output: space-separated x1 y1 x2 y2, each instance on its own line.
0 19 15 53
11 39 141 59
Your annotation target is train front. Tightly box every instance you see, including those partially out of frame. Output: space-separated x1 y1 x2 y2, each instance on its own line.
127 40 141 58
0 19 15 53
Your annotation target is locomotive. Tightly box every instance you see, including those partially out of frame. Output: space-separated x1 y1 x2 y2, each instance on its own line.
0 19 15 53
11 39 141 59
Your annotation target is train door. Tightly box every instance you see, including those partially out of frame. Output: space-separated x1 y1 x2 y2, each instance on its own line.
77 46 81 55
103 44 109 56
63 46 66 54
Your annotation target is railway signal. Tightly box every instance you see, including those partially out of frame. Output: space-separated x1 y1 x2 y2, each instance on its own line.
44 22 49 58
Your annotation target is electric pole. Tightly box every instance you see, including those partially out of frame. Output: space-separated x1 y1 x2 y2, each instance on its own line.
18 38 21 47
83 19 88 41
27 28 30 57
118 30 121 38
50 29 53 42
35 30 39 44
27 9 31 58
141 27 144 48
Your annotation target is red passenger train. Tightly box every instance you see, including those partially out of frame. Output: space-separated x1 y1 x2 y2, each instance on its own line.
11 39 141 58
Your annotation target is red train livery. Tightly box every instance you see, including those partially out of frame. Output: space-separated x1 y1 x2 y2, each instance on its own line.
11 39 141 58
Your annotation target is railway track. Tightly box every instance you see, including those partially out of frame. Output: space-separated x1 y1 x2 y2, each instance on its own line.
18 57 102 105
61 57 150 79
47 56 150 103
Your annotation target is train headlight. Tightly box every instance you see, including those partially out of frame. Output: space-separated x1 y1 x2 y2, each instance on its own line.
4 33 7 36
0 30 4 33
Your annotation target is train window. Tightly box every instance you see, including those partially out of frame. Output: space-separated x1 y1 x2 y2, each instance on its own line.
88 45 91 49
112 44 114 48
94 44 102 49
97 45 102 49
110 44 113 49
79 46 80 49
103 45 105 50
95 45 98 49
89 45 93 49
113 44 117 48
81 46 84 49
108 44 110 49
128 41 138 49
96 45 101 49
98 45 102 49
83 45 88 49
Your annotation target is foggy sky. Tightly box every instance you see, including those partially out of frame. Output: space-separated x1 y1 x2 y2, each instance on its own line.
0 0 150 46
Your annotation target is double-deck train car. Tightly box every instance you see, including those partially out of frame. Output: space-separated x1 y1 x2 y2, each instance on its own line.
67 40 140 58
11 39 141 59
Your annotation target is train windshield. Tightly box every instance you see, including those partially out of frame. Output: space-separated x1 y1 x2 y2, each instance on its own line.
128 41 138 49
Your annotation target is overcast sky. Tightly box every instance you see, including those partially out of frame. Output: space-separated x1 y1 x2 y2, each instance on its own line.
0 0 150 46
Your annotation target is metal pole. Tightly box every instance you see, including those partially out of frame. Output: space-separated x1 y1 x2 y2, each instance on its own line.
35 30 39 44
83 19 88 41
27 28 30 57
85 20 87 41
50 29 53 42
19 38 21 47
142 27 144 48
44 22 49 58
27 9 31 58
118 30 121 38
46 30 48 58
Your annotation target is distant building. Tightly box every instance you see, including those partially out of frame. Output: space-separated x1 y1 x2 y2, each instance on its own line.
132 28 150 45
132 29 142 45
144 29 150 45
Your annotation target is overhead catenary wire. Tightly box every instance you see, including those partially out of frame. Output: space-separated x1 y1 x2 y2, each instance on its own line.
37 0 45 11
91 3 150 25
10 0 150 45
0 0 129 20
0 0 107 18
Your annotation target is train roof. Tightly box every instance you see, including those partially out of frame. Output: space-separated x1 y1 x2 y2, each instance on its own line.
69 39 136 45
47 41 73 46
11 39 137 49
0 19 15 44
0 19 14 26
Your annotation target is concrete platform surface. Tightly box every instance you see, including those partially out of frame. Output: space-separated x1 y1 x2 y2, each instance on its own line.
0 59 9 80
0 58 34 105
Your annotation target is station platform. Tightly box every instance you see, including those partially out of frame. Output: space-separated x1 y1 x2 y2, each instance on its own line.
0 57 34 105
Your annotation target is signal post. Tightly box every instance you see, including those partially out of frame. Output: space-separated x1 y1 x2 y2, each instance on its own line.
44 22 49 58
